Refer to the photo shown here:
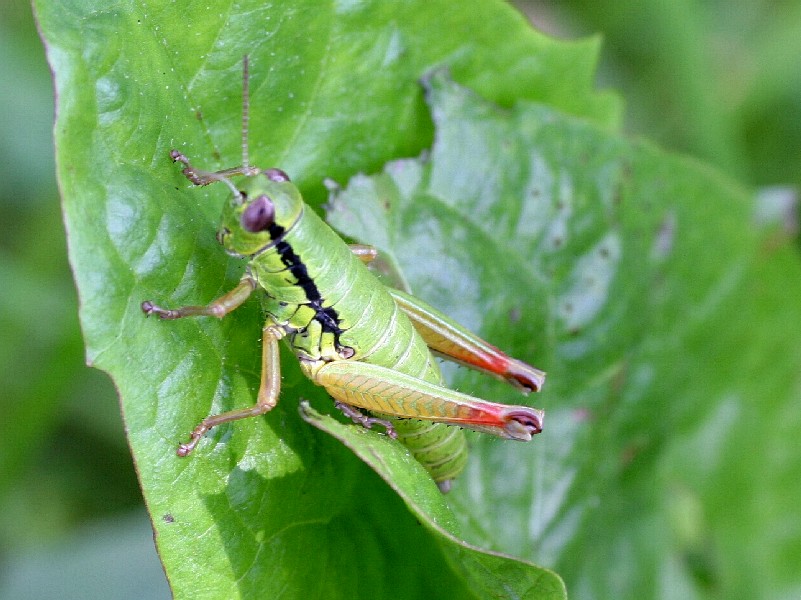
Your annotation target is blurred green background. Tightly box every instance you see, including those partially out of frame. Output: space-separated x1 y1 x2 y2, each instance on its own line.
1 0 798 597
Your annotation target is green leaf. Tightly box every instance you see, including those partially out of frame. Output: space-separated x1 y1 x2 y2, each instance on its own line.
328 71 801 598
36 0 616 597
300 403 564 599
38 0 801 597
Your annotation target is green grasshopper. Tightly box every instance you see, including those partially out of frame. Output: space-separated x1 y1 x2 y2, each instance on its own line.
142 57 545 491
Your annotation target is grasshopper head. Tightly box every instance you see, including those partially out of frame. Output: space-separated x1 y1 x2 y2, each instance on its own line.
218 168 304 256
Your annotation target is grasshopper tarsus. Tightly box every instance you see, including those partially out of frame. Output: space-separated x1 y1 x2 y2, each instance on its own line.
177 428 206 457
141 300 176 320
382 423 398 439
335 402 397 439
176 441 195 457
169 149 209 187
141 300 160 317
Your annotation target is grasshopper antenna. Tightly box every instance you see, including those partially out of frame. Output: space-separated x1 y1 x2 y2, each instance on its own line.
242 54 251 171
169 55 259 201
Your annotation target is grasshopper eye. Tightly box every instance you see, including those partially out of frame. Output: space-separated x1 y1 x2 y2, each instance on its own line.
241 194 275 232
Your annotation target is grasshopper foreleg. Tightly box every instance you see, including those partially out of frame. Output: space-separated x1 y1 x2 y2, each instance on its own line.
334 401 398 439
170 150 260 188
141 275 256 320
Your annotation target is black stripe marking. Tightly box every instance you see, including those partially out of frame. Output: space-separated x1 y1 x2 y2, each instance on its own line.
268 223 345 347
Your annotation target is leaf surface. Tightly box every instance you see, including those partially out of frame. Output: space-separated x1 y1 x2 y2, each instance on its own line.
329 71 801 599
37 0 801 597
35 0 618 597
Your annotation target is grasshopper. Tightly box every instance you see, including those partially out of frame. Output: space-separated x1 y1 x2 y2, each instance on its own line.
142 57 545 491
